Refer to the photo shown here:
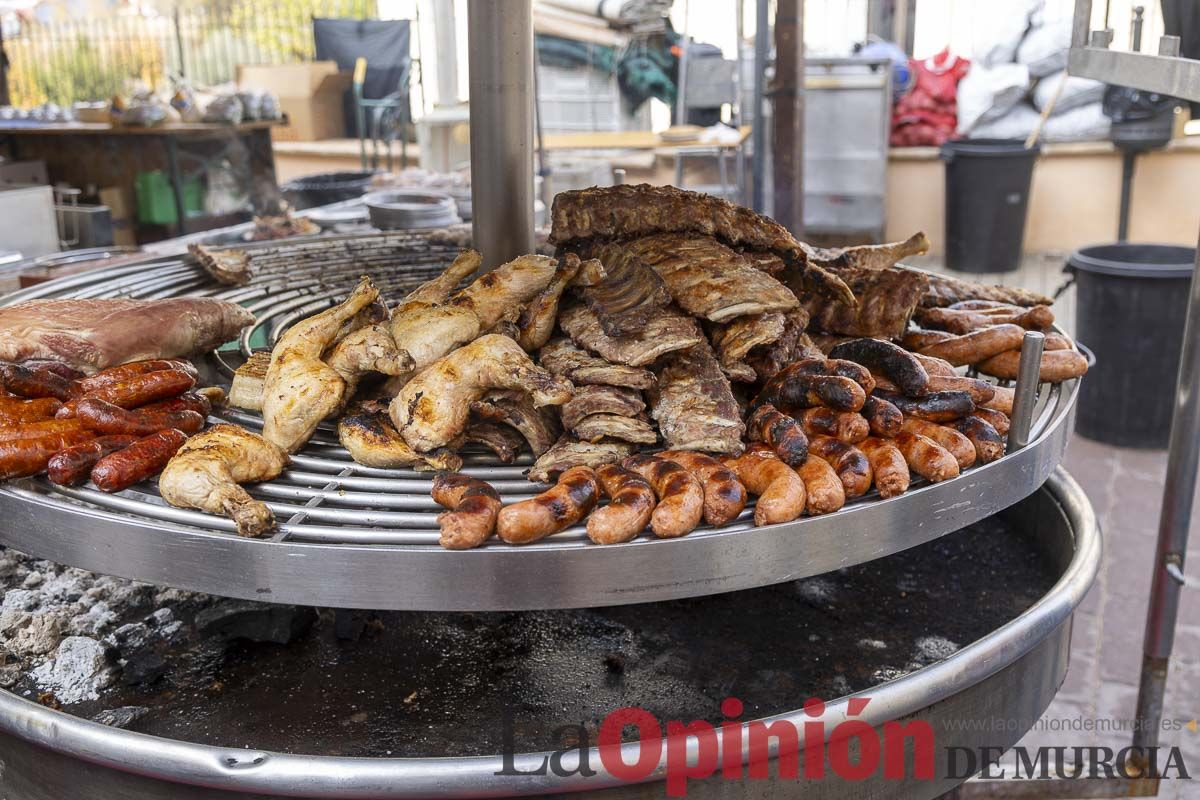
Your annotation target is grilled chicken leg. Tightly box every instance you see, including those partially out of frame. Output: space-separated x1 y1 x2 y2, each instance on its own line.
391 334 574 452
515 254 605 351
338 400 462 471
262 277 380 452
324 322 413 398
159 423 288 537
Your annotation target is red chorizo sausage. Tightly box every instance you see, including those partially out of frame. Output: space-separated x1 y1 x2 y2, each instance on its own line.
0 397 62 424
0 418 91 443
0 363 79 401
59 369 196 417
90 429 189 493
77 359 198 394
74 397 204 437
0 429 96 480
47 435 140 486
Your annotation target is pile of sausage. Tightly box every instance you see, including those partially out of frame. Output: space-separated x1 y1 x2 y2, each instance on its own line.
0 359 219 492
904 301 1088 383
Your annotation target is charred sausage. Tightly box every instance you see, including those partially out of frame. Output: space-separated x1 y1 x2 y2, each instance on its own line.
431 473 502 550
949 416 1005 464
0 363 79 401
795 455 845 515
587 464 656 544
970 407 1011 436
74 397 205 437
722 444 806 526
858 437 910 498
894 432 959 483
807 435 873 498
47 435 140 486
747 403 809 466
924 375 996 405
756 361 866 413
794 406 869 443
77 359 198 394
860 395 903 438
661 450 747 527
91 429 189 493
901 330 955 350
496 466 600 544
911 353 958 378
59 369 196 417
622 455 705 538
0 429 96 480
873 389 975 423
975 349 1089 383
900 416 976 470
828 338 929 396
917 324 1025 367
136 391 214 418
787 358 876 395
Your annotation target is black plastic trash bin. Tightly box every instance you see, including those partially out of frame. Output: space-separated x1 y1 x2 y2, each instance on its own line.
1071 243 1195 448
940 139 1039 273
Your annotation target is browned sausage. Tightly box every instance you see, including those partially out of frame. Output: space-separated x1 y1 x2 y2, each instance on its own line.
431 473 502 550
18 360 85 381
858 437 911 498
59 369 197 417
787 358 876 395
747 403 808 466
47 435 140 486
496 466 600 544
722 444 806 526
137 391 213 418
912 353 958 377
971 407 1011 436
795 455 845 515
622 455 705 538
808 435 873 498
949 416 1005 464
77 359 198 394
0 396 62 423
1011 305 1055 330
756 361 866 413
1042 333 1074 351
948 300 1011 311
661 450 747 527
196 386 227 407
918 324 1026 367
860 395 903 438
587 464 656 544
915 307 1001 334
90 429 189 493
74 397 205 437
924 375 996 404
828 338 929 396
894 432 959 482
975 348 1089 383
0 363 79 401
0 429 96 480
795 406 869 443
0 418 91 443
900 416 976 470
874 389 975 423
983 385 1015 415
902 329 956 351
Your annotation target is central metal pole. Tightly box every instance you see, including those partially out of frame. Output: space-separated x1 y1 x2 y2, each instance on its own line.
772 0 805 235
467 0 535 270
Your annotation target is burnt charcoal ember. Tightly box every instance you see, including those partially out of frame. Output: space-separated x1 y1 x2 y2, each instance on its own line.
105 622 166 685
91 705 150 729
195 601 317 645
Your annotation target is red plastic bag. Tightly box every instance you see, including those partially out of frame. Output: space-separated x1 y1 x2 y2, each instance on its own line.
891 48 970 147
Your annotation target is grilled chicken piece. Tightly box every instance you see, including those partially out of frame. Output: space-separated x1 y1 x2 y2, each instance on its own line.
572 241 673 336
338 400 461 471
560 385 645 430
573 413 657 444
802 266 928 339
616 234 799 322
710 312 789 382
650 342 745 455
229 351 271 411
516 254 605 352
528 436 635 483
538 338 656 390
262 277 381 453
469 390 561 457
391 334 573 452
189 243 251 285
0 297 254 374
457 422 525 463
559 303 703 367
323 322 413 398
802 232 931 271
159 423 288 537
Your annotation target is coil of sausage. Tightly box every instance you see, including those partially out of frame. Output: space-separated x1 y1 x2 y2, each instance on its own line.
899 416 976 470
723 444 806 526
894 432 959 482
622 454 705 538
661 450 747 527
587 464 656 544
747 403 809 466
858 437 911 498
496 466 601 544
807 435 873 498
432 473 503 550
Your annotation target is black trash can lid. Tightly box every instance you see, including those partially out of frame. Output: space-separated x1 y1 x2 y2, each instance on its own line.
940 138 1041 159
1068 243 1196 279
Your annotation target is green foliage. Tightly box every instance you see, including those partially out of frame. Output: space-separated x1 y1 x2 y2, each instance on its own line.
9 31 165 106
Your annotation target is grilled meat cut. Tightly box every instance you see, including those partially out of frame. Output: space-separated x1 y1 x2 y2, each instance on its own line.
614 234 799 322
339 400 462 471
802 266 928 339
573 413 657 444
189 243 251 285
391 334 573 452
920 275 1054 309
560 385 645 430
0 297 253 374
159 423 288 537
537 338 656 390
516 254 605 352
710 312 790 382
229 351 271 411
469 390 561 457
458 422 525 463
649 342 745 455
528 436 635 483
743 311 819 382
558 303 704 367
802 232 930 271
571 241 673 336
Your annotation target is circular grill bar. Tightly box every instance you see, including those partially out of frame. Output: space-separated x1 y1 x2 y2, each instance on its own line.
0 236 1080 610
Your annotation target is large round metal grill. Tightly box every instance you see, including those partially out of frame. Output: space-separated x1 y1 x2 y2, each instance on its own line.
0 234 1081 610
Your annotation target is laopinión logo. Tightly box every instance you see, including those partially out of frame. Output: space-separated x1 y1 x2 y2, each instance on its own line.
495 697 1194 797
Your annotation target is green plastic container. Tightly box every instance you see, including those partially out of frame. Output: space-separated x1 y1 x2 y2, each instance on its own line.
136 170 204 225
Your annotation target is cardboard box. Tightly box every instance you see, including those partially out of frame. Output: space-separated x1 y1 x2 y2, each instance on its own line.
238 62 352 141
99 186 138 247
